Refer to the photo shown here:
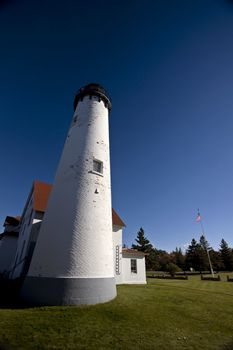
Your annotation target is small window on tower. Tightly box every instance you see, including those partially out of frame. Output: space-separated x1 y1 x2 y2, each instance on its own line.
93 159 103 174
73 115 78 124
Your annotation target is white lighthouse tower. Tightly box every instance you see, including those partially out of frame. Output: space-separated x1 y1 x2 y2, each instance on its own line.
21 83 116 305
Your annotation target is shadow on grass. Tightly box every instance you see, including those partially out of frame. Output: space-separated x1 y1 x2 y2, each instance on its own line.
0 298 26 310
0 343 10 350
221 340 233 350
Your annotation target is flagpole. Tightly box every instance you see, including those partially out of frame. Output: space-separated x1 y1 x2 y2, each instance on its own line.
197 210 214 277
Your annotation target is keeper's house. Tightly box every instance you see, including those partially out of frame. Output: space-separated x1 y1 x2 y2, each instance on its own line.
0 181 147 285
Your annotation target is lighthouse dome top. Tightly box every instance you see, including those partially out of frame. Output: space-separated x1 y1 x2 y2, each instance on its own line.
74 83 112 111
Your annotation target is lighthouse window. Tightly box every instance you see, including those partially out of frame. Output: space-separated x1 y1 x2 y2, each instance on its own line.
131 259 137 274
93 159 103 174
73 115 78 125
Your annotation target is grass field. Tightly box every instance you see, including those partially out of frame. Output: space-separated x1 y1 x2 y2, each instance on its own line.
0 274 233 350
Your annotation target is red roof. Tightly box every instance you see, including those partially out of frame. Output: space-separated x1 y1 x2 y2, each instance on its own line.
122 248 148 256
33 181 52 213
33 181 125 227
112 208 126 227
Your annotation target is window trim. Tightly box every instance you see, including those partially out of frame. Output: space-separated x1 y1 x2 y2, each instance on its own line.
131 259 137 274
92 158 103 176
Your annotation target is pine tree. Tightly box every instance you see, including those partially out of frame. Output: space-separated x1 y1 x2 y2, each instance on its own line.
199 235 210 250
199 235 210 270
132 228 153 270
186 238 198 269
172 247 185 270
220 239 233 271
186 238 208 272
209 249 224 271
146 249 160 271
132 227 152 252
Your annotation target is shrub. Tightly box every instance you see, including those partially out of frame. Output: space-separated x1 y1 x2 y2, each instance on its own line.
201 275 221 281
151 275 188 280
166 263 182 277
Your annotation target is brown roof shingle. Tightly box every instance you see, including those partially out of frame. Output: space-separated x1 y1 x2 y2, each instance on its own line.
33 181 52 213
112 208 126 227
122 248 148 256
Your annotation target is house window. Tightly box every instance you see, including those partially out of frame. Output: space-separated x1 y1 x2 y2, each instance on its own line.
93 159 103 174
131 259 137 274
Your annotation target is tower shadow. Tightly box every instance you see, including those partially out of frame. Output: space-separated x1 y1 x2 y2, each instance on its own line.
222 342 233 350
0 278 28 309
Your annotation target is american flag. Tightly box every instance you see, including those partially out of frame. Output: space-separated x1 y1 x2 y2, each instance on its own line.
196 210 201 222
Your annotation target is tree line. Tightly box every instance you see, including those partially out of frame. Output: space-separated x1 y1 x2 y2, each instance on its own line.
132 227 233 273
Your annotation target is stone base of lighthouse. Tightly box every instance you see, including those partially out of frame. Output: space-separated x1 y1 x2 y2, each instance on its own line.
20 277 116 306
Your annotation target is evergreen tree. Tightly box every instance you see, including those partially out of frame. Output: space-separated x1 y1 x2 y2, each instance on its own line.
209 249 224 271
199 235 210 270
132 227 153 252
146 249 160 271
171 247 185 271
199 235 210 250
186 238 198 270
186 238 208 272
196 244 209 272
220 239 233 271
132 227 153 270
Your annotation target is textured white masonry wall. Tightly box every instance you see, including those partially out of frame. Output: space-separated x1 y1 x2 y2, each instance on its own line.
28 96 114 278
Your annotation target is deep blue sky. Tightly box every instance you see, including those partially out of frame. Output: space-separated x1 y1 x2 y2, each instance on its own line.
1 0 233 252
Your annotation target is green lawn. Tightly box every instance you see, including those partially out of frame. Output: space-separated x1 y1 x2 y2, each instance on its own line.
0 274 233 350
